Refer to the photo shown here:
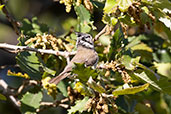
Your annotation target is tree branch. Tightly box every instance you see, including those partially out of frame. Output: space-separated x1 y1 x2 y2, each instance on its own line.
0 78 21 108
94 25 109 41
0 0 21 35
0 43 76 59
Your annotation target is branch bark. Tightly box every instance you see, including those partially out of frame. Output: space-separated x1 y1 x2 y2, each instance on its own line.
0 0 21 35
0 43 76 59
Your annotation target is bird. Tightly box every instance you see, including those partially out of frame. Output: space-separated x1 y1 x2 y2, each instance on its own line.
49 32 99 85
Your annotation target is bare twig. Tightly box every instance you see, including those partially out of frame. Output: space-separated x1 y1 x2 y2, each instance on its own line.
94 25 109 41
0 43 76 59
0 79 21 108
37 98 69 112
0 0 21 35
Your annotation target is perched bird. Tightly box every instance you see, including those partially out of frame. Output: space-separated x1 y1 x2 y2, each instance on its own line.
49 32 99 85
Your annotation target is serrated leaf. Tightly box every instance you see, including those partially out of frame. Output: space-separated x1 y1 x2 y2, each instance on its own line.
21 91 42 109
103 0 117 14
154 62 171 79
20 17 48 37
113 83 149 96
72 63 98 82
118 0 133 12
74 4 95 33
121 55 140 70
16 52 42 80
68 97 89 114
0 93 7 101
87 77 106 93
104 0 133 13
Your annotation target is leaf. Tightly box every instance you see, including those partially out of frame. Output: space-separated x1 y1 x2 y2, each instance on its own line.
72 63 98 82
87 77 106 93
16 52 55 80
112 83 149 96
131 43 153 52
154 62 171 79
21 91 43 113
118 0 133 12
74 82 94 96
20 17 48 37
0 4 4 10
121 55 141 70
135 103 154 114
103 0 117 14
134 71 171 95
16 52 42 80
108 26 124 61
57 81 68 97
68 97 89 114
103 0 133 13
74 4 95 33
0 93 7 101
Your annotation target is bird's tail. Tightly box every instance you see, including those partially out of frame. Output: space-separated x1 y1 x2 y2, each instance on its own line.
48 72 70 85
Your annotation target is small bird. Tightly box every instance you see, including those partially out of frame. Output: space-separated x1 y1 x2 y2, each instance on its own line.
49 32 99 85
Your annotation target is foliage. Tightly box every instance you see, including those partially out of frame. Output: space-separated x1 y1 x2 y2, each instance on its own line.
0 0 171 114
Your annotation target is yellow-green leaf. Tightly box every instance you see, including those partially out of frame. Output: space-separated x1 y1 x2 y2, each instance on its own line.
0 93 7 101
112 83 149 96
154 62 171 79
0 5 4 11
118 0 133 12
131 43 153 52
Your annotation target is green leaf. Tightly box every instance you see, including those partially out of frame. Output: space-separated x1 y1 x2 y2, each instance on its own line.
112 83 149 96
20 17 48 37
121 55 141 70
74 4 95 33
108 26 124 61
134 71 171 95
87 77 106 93
68 97 89 114
16 52 42 80
57 81 68 97
0 93 7 101
72 63 98 82
154 62 171 79
0 4 4 11
21 91 43 113
16 51 55 80
135 103 154 114
131 43 153 52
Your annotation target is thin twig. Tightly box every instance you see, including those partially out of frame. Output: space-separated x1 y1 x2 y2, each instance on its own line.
94 25 109 41
37 98 69 112
0 0 21 35
0 79 21 108
0 43 76 59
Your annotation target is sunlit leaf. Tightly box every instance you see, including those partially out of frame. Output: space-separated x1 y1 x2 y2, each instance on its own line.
7 70 30 79
103 0 117 14
0 5 4 11
21 91 43 113
112 83 149 96
121 55 140 70
68 97 89 114
131 43 153 52
154 62 171 79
